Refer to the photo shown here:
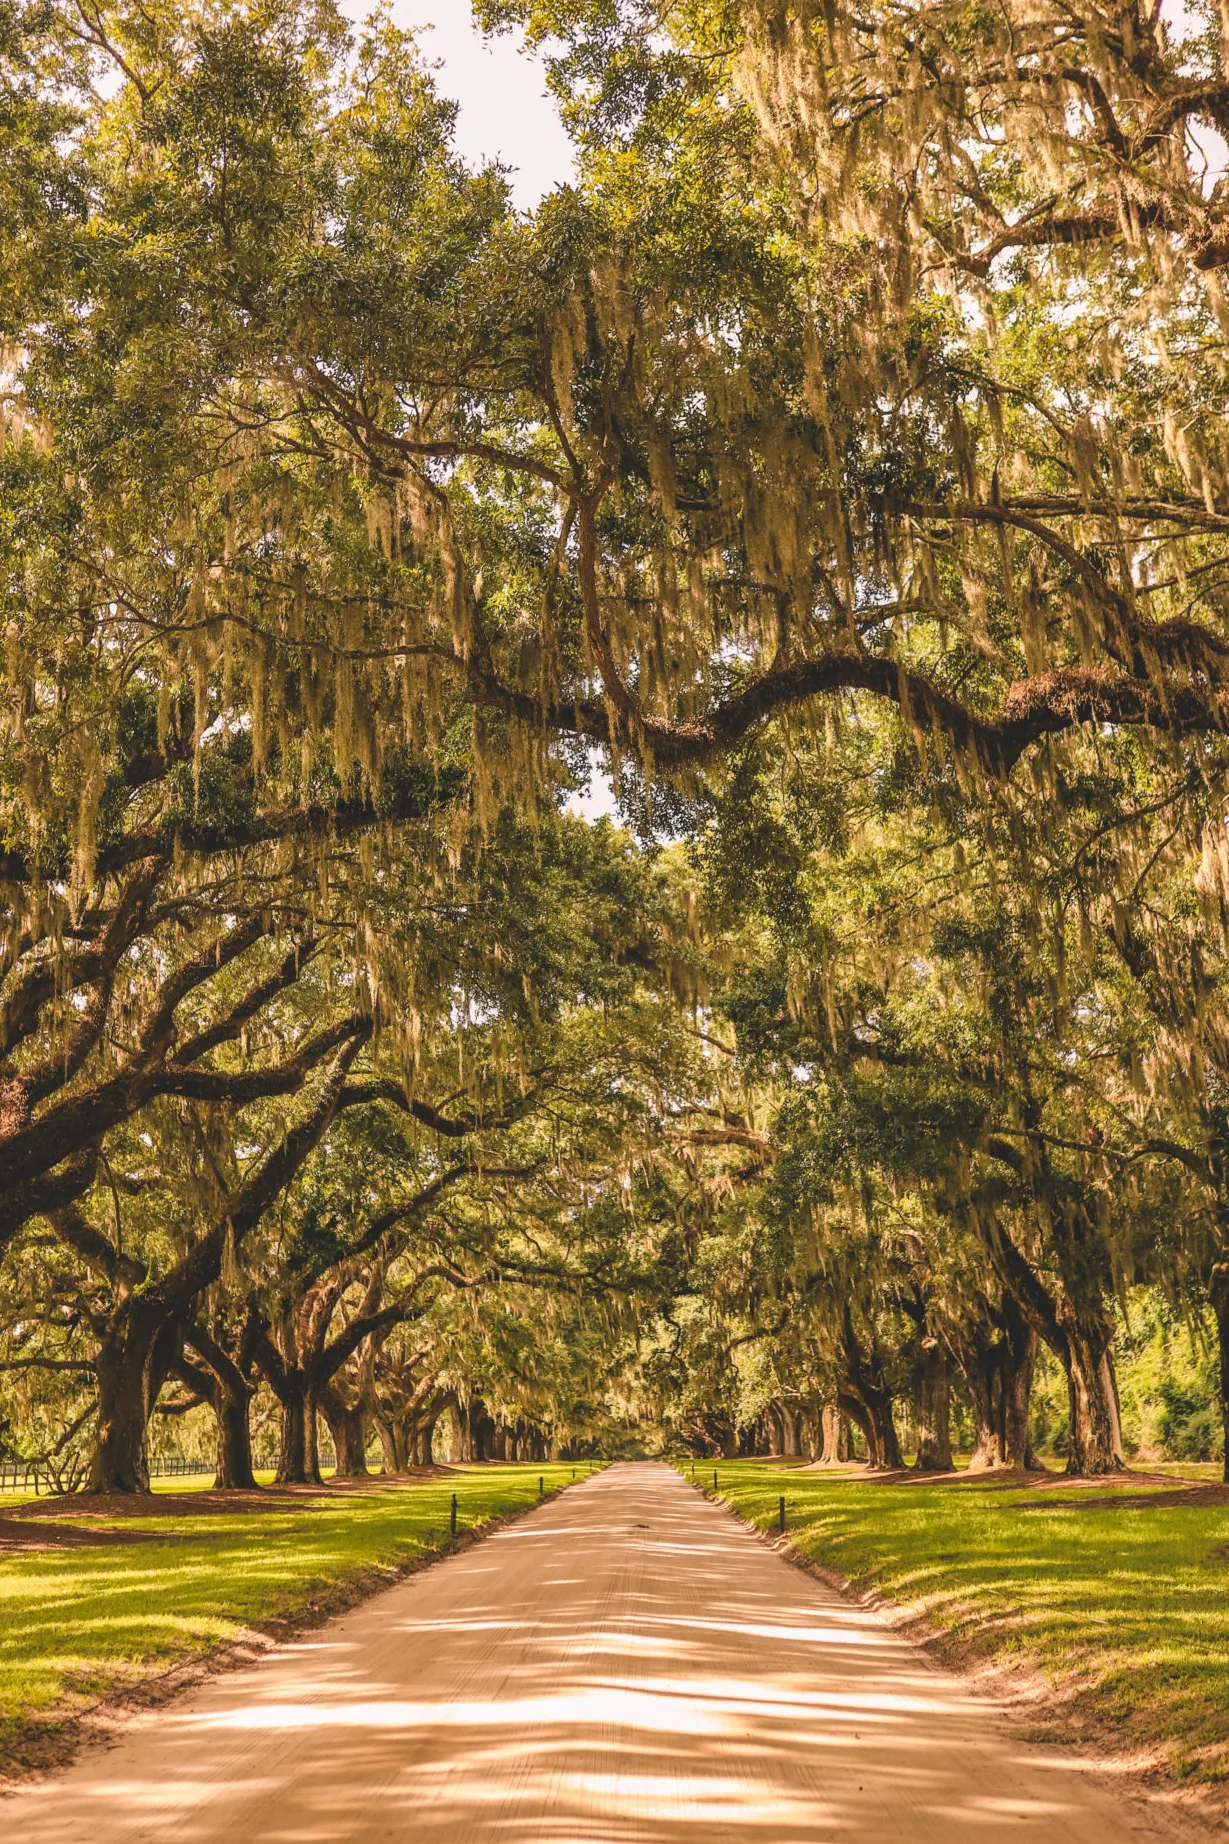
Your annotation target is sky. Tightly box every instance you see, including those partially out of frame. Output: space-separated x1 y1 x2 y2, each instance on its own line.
372 3 577 208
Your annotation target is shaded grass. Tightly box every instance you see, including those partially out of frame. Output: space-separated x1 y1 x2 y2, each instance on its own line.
0 1463 582 1768
698 1461 1229 1785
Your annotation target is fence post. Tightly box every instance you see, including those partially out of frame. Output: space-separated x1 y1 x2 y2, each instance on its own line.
779 1496 786 1534
450 1493 458 1537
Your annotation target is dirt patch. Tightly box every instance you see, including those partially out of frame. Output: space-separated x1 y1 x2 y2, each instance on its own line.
798 1463 1208 1500
796 1462 1059 1488
6 1488 333 1520
5 1468 460 1524
888 1466 1057 1489
323 1464 458 1484
1015 1482 1229 1513
0 1517 163 1552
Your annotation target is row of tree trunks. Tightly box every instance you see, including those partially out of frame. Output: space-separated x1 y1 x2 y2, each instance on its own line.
77 1288 1132 1490
61 1038 367 1494
839 1306 905 1470
680 1256 1136 1479
441 1399 553 1462
986 1213 1126 1475
745 1397 859 1462
486 1421 551 1462
449 1396 494 1462
953 1293 1039 1472
91 1299 443 1493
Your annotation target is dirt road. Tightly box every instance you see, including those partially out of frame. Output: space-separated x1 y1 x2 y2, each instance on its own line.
3 1462 1189 1841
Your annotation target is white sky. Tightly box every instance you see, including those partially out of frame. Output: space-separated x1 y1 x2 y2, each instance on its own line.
366 2 576 207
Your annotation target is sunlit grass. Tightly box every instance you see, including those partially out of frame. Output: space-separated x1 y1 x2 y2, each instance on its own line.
695 1460 1229 1783
2 1468 314 1504
0 1463 583 1760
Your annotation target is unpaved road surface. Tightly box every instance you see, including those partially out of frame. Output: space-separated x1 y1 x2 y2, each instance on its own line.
3 1462 1189 1841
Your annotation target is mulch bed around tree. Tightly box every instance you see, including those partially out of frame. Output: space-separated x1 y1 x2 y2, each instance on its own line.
1013 1481 1229 1513
0 1517 164 1551
787 1462 1228 1508
4 1489 331 1521
1 1467 459 1523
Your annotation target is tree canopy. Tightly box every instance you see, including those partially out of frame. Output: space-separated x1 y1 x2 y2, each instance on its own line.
4 0 1229 1489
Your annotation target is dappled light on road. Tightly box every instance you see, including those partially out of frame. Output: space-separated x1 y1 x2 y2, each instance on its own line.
3 1465 1166 1841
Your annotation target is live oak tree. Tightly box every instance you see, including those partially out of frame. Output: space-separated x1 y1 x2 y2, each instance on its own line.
678 704 1229 1473
12 0 1229 1485
0 804 696 1489
481 0 1229 774
29 0 1229 841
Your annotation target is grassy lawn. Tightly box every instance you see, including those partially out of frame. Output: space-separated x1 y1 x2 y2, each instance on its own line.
0 1463 585 1772
694 1460 1229 1785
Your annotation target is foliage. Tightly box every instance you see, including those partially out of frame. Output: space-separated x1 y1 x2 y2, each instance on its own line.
5 0 1229 1506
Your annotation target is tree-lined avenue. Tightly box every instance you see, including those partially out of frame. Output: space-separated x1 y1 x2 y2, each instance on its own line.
0 1464 1187 1842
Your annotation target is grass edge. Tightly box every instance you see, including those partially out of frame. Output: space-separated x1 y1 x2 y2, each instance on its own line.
0 1478 578 1794
683 1471 1227 1839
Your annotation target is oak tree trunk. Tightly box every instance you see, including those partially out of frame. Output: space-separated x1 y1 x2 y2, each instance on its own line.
90 1348 153 1495
818 1401 852 1463
913 1338 953 1472
188 1332 259 1491
275 1381 322 1486
321 1387 369 1478
372 1413 397 1473
213 1385 258 1490
1001 1295 1040 1471
88 1305 176 1495
1210 1266 1229 1485
838 1385 903 1470
1060 1313 1124 1475
962 1335 1004 1472
838 1308 903 1469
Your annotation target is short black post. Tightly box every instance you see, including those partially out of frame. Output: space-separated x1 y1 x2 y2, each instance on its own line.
539 1475 544 1497
779 1495 786 1534
450 1492 457 1537
713 1468 718 1493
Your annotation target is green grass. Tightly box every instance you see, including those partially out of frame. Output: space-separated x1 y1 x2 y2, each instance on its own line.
0 1463 583 1768
692 1460 1229 1784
